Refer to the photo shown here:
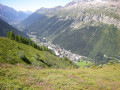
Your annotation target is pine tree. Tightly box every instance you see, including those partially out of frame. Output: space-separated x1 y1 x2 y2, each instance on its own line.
26 38 29 45
29 39 32 46
35 43 37 49
6 31 50 52
40 46 45 51
10 31 15 40
15 35 18 42
22 37 26 44
37 45 40 50
7 32 10 38
32 42 35 48
18 36 22 43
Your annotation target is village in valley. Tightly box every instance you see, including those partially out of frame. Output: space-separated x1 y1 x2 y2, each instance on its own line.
29 34 92 63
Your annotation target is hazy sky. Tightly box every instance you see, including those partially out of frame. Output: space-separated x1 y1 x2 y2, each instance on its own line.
0 0 72 12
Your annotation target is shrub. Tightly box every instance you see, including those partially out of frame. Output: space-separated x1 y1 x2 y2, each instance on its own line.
108 60 114 65
115 60 119 64
17 51 26 59
17 51 31 64
90 65 96 69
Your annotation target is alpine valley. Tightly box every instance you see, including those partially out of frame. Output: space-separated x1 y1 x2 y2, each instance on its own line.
15 0 120 64
1 0 120 90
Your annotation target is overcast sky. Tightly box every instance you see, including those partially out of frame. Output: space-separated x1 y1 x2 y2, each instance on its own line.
0 0 72 12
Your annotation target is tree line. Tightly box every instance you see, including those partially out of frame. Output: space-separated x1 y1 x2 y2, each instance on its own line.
7 31 50 51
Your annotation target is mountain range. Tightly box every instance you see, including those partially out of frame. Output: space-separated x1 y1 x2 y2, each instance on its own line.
0 3 32 23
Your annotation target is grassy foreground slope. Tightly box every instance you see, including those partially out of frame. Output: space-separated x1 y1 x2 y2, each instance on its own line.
0 63 120 90
0 37 77 69
0 37 120 90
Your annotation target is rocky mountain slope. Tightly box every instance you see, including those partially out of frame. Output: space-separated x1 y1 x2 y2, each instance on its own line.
21 0 120 62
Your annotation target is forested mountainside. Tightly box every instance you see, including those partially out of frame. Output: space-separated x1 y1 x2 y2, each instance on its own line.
0 19 28 38
19 0 120 62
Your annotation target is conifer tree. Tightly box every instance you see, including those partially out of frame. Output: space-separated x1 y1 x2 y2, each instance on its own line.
18 36 22 43
40 46 45 51
35 43 37 49
7 32 10 38
37 45 40 50
32 42 35 48
10 31 15 40
29 39 32 46
22 37 26 44
26 38 29 45
6 31 50 52
15 35 18 41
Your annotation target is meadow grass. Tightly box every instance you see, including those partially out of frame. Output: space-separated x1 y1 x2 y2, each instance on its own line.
77 61 92 67
0 63 120 90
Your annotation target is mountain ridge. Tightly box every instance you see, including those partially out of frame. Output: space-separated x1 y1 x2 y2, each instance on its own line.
0 3 32 23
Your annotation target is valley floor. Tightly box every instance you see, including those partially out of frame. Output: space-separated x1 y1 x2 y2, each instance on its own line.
0 63 120 90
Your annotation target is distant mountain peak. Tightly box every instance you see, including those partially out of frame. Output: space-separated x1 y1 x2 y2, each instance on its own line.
65 0 120 7
36 6 62 14
73 0 89 2
65 0 90 7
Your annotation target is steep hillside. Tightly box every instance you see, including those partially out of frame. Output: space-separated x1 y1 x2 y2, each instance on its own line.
0 3 31 23
25 16 73 39
22 6 62 27
0 37 77 69
53 23 120 63
0 19 28 38
21 13 47 26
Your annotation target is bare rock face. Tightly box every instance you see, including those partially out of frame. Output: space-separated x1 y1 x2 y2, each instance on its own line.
65 0 89 7
70 14 120 29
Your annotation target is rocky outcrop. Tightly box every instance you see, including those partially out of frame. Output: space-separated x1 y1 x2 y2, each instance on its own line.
70 14 120 29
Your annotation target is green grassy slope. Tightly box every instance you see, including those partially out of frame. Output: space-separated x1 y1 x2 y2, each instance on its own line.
0 63 120 90
0 37 77 69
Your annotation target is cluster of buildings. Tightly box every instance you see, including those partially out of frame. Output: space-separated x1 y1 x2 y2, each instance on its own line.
37 37 92 62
